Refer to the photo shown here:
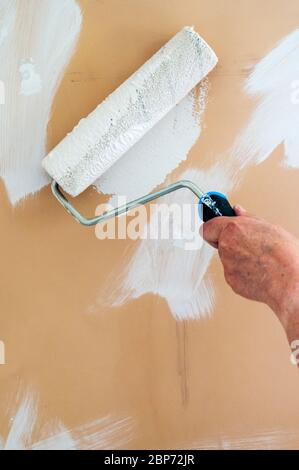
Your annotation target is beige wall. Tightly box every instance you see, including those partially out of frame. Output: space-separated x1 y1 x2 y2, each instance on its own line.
1 0 299 449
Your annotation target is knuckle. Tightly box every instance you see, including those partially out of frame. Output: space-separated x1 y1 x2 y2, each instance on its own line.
225 219 240 234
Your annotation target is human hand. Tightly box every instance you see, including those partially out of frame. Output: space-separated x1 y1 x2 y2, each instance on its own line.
202 206 299 336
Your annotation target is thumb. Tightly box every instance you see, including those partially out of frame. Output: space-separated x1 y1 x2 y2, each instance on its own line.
202 216 233 248
234 204 257 218
234 204 247 216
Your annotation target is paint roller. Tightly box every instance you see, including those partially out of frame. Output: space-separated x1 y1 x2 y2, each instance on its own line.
42 27 235 226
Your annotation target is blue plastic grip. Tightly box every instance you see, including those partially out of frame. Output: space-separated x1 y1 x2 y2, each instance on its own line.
198 191 235 222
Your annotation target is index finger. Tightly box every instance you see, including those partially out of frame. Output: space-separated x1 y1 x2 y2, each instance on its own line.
202 216 235 248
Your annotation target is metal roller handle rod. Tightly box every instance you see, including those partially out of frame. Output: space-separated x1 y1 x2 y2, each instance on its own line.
51 180 222 227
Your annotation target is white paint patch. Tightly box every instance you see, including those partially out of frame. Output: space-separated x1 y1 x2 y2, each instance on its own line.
19 59 42 96
96 84 208 204
0 390 135 450
100 165 232 320
0 0 82 204
232 28 299 170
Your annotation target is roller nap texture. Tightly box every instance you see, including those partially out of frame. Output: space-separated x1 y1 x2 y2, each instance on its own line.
42 27 218 197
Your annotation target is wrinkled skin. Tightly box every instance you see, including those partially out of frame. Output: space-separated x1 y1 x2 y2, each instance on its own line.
202 206 299 346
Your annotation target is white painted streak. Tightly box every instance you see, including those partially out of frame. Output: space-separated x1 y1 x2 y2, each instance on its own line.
185 429 299 450
66 416 134 451
31 422 76 451
0 1 15 48
32 416 135 451
0 0 82 204
4 390 37 450
232 28 299 170
1 390 134 450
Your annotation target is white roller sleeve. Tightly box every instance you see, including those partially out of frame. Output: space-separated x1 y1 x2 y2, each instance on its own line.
42 26 218 197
